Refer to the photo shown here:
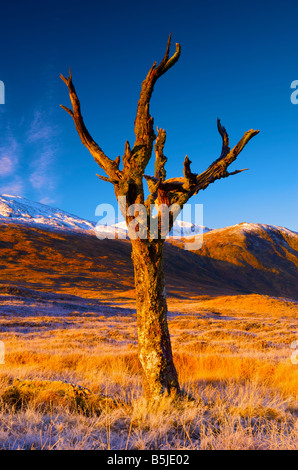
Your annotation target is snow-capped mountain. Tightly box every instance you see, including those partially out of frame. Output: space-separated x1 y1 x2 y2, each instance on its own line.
0 194 97 232
0 194 296 242
167 219 212 237
0 194 130 238
112 219 212 238
0 194 212 237
203 221 297 240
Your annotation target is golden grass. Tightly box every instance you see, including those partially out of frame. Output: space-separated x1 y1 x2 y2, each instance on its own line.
0 293 297 449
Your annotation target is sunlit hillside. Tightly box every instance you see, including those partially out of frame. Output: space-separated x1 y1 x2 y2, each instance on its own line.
0 198 297 450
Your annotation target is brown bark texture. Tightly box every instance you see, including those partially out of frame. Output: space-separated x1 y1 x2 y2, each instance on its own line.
60 34 259 400
131 239 180 398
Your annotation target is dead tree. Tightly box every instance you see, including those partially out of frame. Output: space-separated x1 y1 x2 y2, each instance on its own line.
60 35 259 400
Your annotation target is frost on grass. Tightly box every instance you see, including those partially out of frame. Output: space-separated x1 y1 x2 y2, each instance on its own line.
0 293 297 450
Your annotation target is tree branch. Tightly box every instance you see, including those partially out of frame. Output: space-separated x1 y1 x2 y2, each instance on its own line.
183 155 197 190
129 34 181 176
191 122 259 195
147 121 259 214
216 118 230 161
60 69 121 180
96 174 119 184
154 127 167 181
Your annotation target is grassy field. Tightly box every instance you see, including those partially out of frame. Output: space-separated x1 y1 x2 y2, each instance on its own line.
0 293 297 450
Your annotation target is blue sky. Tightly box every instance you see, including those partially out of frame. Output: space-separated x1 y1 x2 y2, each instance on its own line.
0 0 297 230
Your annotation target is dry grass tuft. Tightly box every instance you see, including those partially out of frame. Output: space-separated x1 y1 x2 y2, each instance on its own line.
0 378 116 416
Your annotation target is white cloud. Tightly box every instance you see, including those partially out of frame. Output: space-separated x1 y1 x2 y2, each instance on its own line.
29 148 57 190
0 177 24 196
0 136 19 177
26 111 57 143
0 107 60 200
0 156 15 177
27 111 59 194
39 196 56 205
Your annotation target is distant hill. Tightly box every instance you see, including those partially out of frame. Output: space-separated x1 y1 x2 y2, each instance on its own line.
168 223 298 299
0 195 297 300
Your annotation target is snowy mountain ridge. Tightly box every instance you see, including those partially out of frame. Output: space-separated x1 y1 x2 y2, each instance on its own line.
0 194 96 233
0 194 296 239
112 220 212 237
0 194 212 237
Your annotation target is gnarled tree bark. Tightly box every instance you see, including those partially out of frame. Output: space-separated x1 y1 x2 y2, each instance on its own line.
131 238 180 398
60 35 259 400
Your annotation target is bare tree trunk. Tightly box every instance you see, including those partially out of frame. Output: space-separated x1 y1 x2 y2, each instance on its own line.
131 239 180 400
61 34 259 401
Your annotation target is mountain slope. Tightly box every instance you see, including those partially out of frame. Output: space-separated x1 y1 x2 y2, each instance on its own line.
0 195 297 300
0 221 239 299
0 194 96 232
169 222 298 299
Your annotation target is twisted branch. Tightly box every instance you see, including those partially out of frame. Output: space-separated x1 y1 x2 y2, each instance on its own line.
60 68 121 181
130 34 181 176
145 120 259 215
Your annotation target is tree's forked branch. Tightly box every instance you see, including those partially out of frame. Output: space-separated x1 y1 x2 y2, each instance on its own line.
192 122 259 195
130 34 181 176
60 43 259 228
145 119 259 214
